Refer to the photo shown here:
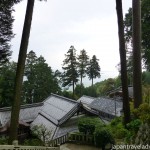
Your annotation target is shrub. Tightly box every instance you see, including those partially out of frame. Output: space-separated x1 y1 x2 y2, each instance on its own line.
115 127 129 139
132 103 150 124
78 117 104 135
31 124 52 145
94 127 115 150
108 118 128 139
134 123 150 145
127 119 142 134
0 137 8 144
110 117 122 126
23 138 43 146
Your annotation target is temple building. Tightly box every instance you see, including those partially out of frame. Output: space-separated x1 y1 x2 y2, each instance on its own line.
0 94 123 140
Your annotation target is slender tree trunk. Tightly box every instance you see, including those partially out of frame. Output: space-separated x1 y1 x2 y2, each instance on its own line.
73 81 75 99
132 0 142 108
8 0 35 144
80 73 83 96
116 0 130 125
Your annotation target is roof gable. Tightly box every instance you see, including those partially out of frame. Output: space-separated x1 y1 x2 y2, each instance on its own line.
38 94 79 125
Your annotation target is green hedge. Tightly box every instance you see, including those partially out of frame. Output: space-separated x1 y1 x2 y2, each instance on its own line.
78 117 104 135
94 126 115 149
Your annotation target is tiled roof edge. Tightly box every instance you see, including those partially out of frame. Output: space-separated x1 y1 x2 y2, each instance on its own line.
0 102 43 112
78 95 97 100
50 93 79 104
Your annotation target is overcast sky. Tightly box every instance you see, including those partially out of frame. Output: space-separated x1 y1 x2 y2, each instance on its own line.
11 0 132 86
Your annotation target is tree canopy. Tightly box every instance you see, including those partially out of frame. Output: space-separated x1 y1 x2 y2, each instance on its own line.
124 0 150 70
0 0 21 65
87 55 101 87
62 46 79 98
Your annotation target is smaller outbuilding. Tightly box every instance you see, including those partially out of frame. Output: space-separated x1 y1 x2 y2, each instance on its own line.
78 95 123 120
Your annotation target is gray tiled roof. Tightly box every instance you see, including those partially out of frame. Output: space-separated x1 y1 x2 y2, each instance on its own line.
77 95 95 106
89 97 123 116
30 114 57 140
39 94 79 125
0 103 43 126
53 115 79 139
31 94 80 140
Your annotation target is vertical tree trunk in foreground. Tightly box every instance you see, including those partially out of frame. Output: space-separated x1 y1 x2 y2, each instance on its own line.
132 0 142 108
116 0 130 125
8 0 35 144
80 73 83 96
73 81 75 99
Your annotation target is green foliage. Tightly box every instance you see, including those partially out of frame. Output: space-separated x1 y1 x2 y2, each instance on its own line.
142 71 150 85
143 85 150 105
107 117 129 139
85 86 98 97
0 0 21 65
87 55 101 87
127 119 142 134
93 77 121 97
75 84 98 97
0 62 16 107
23 138 43 146
74 84 84 98
31 124 52 145
132 103 150 124
124 0 150 70
0 51 61 106
62 46 79 98
78 116 114 149
61 90 74 99
77 49 89 96
134 123 150 145
94 127 115 149
124 119 142 143
115 124 129 139
110 117 122 126
0 137 8 144
78 117 104 135
23 51 61 103
96 78 115 96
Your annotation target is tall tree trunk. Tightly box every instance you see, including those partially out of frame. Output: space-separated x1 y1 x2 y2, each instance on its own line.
80 73 83 96
132 0 142 108
8 0 35 144
116 0 130 125
73 81 75 99
92 77 93 87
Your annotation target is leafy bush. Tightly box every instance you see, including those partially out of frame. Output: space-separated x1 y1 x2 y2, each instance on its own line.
0 137 8 144
23 138 43 146
107 117 128 139
134 123 150 145
94 127 115 150
110 117 122 126
116 129 129 139
31 124 52 145
78 117 104 135
127 119 142 134
132 103 150 124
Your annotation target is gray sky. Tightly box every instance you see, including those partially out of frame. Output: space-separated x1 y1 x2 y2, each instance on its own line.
11 0 132 86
